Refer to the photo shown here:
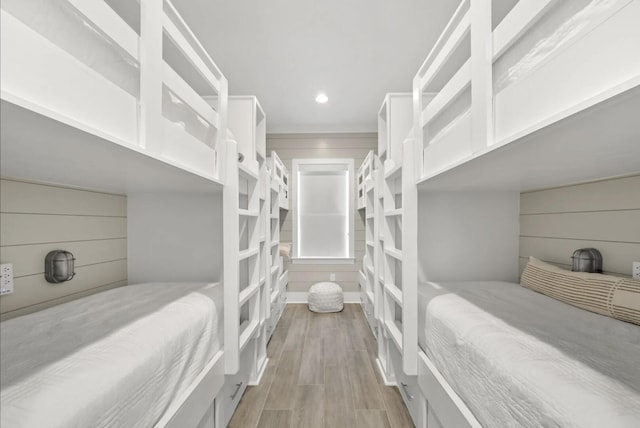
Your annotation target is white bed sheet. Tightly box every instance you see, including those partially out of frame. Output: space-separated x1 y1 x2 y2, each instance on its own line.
1 282 223 428
418 280 640 428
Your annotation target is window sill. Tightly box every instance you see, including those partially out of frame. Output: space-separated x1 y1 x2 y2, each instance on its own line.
291 258 355 265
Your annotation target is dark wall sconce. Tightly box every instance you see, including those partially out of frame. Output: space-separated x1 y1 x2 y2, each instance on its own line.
571 248 602 273
45 250 76 283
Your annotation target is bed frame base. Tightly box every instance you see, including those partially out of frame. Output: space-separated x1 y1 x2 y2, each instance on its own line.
417 350 481 428
156 350 225 428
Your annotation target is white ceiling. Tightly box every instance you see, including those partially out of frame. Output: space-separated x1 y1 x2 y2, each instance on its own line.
171 1 518 134
171 0 461 134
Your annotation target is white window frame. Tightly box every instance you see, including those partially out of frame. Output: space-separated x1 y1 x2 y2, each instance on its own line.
291 158 355 264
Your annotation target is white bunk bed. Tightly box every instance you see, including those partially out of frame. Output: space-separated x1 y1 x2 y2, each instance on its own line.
371 94 423 420
404 1 640 427
413 0 640 191
0 1 254 426
1 0 228 188
416 279 640 428
221 96 270 426
267 151 290 337
0 282 225 428
356 150 380 334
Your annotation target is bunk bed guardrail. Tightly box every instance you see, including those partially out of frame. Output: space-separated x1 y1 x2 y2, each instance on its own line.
413 0 640 182
357 150 375 209
0 0 228 182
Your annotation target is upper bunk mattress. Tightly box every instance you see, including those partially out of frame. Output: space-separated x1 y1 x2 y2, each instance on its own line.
1 282 223 428
418 280 640 428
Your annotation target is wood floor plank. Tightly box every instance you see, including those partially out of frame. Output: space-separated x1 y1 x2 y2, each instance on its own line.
277 304 296 332
348 350 385 409
359 319 378 356
297 336 324 385
230 303 412 427
267 323 289 362
267 304 297 361
282 305 310 353
343 303 358 319
381 386 415 428
263 306 310 409
356 409 392 428
355 316 385 385
229 359 278 428
345 305 373 352
325 311 342 331
257 410 292 428
344 316 368 352
306 312 325 339
325 364 357 428
291 385 324 428
324 327 348 366
263 347 303 410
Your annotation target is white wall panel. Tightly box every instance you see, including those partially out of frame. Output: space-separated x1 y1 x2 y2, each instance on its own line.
127 192 223 283
0 179 128 319
519 175 640 277
418 191 520 282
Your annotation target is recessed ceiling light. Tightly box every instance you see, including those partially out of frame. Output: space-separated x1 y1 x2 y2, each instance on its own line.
315 93 328 104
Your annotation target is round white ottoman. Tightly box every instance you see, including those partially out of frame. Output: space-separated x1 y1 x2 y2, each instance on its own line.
308 282 343 313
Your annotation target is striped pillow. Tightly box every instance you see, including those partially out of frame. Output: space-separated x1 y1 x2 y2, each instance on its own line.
521 257 640 326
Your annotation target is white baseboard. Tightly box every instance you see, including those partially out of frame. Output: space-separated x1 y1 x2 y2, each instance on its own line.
376 358 397 386
286 291 362 304
249 357 269 386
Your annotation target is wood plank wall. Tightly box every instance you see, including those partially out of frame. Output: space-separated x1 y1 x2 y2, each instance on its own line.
266 133 377 293
519 175 640 277
0 179 127 320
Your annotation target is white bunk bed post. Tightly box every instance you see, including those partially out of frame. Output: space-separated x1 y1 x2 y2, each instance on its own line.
220 96 269 424
227 96 269 386
359 150 378 335
223 139 241 375
372 155 383 329
221 135 262 425
267 157 280 339
138 0 163 151
374 154 392 383
214 79 229 181
255 159 270 383
470 0 493 152
401 137 418 377
374 93 424 425
266 151 289 336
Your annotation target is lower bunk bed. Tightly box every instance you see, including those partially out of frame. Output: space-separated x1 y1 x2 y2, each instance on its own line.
0 282 225 428
416 273 640 427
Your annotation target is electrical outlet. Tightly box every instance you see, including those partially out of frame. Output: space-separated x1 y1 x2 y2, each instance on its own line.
330 273 336 282
633 261 640 279
1 263 14 295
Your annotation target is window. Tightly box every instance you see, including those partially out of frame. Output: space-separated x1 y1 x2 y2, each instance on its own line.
292 159 354 263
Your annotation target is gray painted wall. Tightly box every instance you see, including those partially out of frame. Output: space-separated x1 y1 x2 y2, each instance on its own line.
0 179 127 320
519 175 640 277
418 191 521 283
127 192 223 284
267 133 377 293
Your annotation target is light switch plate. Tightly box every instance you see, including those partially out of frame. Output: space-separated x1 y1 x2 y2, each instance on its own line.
1 263 14 295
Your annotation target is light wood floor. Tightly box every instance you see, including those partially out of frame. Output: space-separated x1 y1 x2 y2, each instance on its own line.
229 304 414 428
